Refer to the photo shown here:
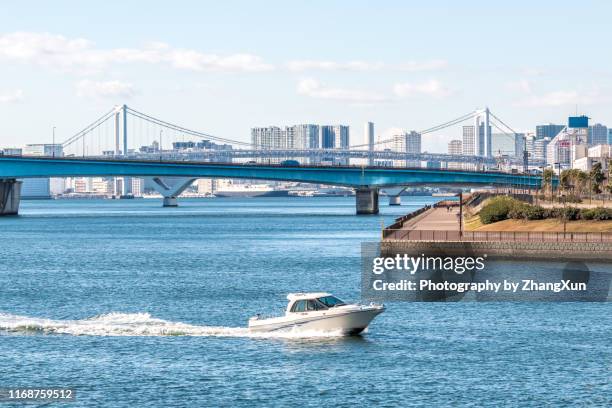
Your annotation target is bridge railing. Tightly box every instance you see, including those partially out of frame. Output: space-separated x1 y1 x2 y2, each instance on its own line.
382 229 612 243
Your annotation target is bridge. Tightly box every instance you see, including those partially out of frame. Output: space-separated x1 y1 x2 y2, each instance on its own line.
0 155 545 215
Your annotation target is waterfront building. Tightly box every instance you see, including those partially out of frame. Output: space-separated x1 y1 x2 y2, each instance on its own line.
609 129 612 144
588 123 608 146
130 178 144 197
2 147 22 155
21 144 64 198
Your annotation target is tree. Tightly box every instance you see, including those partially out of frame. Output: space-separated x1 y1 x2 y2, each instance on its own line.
590 162 605 195
542 168 555 200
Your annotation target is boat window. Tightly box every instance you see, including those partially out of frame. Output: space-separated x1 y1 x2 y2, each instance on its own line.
317 296 346 308
291 300 307 312
306 300 321 311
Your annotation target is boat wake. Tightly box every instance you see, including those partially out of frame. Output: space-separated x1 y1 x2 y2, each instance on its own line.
0 312 346 338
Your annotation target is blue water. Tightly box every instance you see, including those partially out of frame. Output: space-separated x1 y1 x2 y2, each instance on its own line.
0 197 609 407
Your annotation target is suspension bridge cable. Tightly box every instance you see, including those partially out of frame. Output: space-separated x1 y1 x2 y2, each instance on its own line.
348 110 478 149
125 107 254 147
61 108 116 147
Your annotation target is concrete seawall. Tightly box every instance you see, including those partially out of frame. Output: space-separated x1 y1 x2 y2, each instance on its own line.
381 240 612 262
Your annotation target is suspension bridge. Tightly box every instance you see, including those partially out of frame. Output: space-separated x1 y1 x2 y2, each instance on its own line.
0 105 544 216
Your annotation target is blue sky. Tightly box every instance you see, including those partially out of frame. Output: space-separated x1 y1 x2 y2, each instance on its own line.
0 0 611 152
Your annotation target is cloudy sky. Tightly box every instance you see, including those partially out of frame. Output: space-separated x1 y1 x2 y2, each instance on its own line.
0 0 610 152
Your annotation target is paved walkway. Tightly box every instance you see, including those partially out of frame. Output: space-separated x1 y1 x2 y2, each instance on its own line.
401 206 460 231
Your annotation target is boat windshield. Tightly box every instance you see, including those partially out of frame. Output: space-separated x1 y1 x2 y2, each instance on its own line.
317 296 346 308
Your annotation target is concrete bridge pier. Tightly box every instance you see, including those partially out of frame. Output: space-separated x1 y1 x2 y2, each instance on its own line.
148 177 196 207
383 187 407 206
0 179 22 216
355 187 379 215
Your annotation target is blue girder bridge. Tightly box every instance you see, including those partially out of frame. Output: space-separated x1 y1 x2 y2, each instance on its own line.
0 156 546 215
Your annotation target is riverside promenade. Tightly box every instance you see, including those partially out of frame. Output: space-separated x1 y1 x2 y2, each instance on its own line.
398 206 460 231
381 198 612 261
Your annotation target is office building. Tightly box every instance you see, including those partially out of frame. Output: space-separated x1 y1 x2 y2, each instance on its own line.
533 137 551 162
609 129 612 144
536 123 565 139
588 123 608 146
477 123 492 157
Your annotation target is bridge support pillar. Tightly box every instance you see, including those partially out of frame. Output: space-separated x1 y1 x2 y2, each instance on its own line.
162 197 178 207
355 187 379 215
148 177 196 207
382 187 406 206
0 179 22 216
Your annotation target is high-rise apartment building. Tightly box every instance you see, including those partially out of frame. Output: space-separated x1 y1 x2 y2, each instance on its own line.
448 140 462 155
293 124 320 149
462 126 475 155
251 127 286 150
321 125 349 149
405 131 421 154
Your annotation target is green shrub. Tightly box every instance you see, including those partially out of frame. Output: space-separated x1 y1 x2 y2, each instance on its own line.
524 205 545 220
581 209 595 220
561 206 580 221
479 196 517 224
581 207 612 220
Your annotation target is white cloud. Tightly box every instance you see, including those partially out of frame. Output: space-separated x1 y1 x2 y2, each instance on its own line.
0 89 24 103
0 32 273 73
393 79 452 98
287 59 446 72
297 78 389 104
516 90 604 107
506 79 532 93
76 80 136 99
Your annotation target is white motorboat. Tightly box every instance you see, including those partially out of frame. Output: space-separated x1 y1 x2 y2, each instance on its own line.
248 293 384 335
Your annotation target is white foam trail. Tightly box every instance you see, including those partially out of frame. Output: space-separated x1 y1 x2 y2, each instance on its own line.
0 312 345 338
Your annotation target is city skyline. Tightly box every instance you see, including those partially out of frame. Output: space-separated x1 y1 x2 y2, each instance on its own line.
1 1 612 152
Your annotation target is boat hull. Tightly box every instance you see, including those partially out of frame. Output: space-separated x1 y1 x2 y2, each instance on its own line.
248 307 384 335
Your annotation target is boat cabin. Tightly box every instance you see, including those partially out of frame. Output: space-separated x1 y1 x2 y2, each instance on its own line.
285 293 346 314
